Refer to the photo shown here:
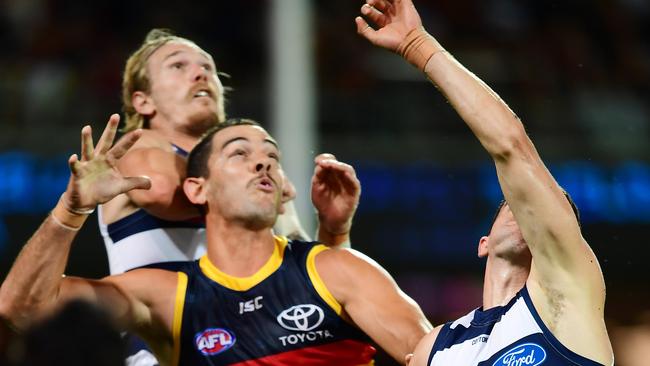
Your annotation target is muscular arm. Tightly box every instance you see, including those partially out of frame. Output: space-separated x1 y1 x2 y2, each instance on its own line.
0 209 175 357
0 115 164 335
357 0 612 363
316 248 431 363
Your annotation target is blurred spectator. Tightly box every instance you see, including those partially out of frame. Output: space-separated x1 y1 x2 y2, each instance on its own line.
3 300 125 366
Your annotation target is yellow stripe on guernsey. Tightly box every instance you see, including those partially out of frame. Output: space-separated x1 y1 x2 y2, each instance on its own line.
306 244 343 315
173 271 188 366
199 236 288 291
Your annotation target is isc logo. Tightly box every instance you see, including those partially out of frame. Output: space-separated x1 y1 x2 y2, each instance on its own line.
195 328 236 356
239 296 263 314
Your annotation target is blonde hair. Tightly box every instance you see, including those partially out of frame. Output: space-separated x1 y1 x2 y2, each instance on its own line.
121 29 196 131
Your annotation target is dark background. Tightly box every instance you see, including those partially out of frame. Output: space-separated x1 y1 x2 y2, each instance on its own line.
1 0 649 364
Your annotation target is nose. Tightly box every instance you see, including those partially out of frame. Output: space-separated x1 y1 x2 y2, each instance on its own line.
192 65 208 82
255 162 271 173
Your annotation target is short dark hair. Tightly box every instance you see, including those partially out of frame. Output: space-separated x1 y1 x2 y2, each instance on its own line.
186 118 262 179
487 189 581 234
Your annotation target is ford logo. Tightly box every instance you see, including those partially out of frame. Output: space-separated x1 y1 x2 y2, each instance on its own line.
277 304 325 331
493 343 546 366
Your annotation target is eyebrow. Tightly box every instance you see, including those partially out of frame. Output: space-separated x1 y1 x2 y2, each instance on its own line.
163 50 185 62
221 137 279 151
163 49 213 63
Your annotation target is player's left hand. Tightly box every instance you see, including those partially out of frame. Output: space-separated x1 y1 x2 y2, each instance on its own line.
311 154 361 236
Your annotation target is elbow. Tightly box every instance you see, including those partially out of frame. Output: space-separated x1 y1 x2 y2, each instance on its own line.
0 296 34 332
489 128 533 163
0 287 58 332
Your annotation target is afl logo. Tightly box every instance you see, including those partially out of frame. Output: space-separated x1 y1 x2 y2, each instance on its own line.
276 304 324 331
493 343 546 366
195 328 236 356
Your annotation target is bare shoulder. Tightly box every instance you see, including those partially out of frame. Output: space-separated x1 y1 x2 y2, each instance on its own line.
125 129 171 150
314 247 383 271
106 268 181 331
107 268 179 296
313 247 396 304
314 248 388 283
408 325 443 366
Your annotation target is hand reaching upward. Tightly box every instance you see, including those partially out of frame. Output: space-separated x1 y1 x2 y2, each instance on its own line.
311 154 361 237
355 0 423 51
62 114 151 213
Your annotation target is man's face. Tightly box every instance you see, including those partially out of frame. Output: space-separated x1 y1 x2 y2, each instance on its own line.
203 125 284 229
145 41 225 133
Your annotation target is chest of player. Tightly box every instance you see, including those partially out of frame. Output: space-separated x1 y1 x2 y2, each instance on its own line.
177 250 372 366
429 289 604 366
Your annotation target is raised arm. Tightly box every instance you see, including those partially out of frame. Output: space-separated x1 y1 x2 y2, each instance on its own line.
0 115 153 331
357 0 612 363
316 247 431 363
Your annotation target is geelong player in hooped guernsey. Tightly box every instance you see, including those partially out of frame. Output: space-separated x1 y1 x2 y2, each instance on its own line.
356 0 614 365
147 237 375 366
427 287 603 365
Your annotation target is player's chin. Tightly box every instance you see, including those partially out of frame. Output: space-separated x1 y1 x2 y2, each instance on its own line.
187 110 220 130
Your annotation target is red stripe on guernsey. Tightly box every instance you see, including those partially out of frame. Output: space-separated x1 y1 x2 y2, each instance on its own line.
229 339 376 366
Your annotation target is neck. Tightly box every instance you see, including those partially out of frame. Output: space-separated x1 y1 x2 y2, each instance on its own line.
482 255 530 309
204 215 276 277
155 126 201 152
149 117 212 151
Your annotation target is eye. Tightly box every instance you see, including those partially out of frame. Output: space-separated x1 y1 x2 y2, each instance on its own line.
268 152 280 161
201 63 213 72
231 149 247 158
170 61 185 70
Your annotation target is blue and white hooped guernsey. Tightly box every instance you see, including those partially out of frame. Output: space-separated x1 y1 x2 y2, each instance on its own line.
97 143 207 275
428 286 604 366
98 207 206 274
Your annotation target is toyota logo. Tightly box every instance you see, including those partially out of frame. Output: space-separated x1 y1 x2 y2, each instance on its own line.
276 304 324 331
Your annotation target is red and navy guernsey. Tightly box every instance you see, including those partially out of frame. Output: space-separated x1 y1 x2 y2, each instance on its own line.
158 236 375 366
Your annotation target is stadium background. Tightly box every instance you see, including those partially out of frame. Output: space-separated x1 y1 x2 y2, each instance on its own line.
0 0 648 364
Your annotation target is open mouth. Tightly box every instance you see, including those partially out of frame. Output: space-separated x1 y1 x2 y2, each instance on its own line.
193 89 212 99
257 177 275 192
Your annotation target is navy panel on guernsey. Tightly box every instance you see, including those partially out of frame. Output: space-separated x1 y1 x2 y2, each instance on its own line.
427 287 604 366
146 237 376 366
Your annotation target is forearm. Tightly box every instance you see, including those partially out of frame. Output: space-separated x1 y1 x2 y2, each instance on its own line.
0 200 85 330
419 37 529 160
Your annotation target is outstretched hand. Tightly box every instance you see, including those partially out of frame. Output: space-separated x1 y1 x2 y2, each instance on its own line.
63 114 151 212
355 0 423 51
311 154 361 236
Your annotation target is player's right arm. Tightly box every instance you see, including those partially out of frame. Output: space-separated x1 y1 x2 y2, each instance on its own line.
405 325 442 366
0 115 161 334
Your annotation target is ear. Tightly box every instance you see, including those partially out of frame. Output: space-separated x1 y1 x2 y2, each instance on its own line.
184 177 207 205
478 236 489 258
132 91 155 116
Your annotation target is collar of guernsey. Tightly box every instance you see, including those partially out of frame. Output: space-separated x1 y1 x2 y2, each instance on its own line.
196 236 342 314
171 143 189 157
